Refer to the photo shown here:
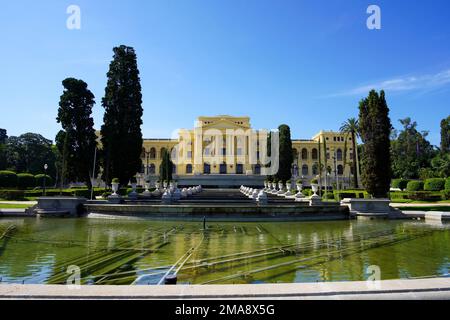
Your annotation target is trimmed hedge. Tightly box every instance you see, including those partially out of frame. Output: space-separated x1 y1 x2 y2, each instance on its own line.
323 192 335 200
391 179 410 191
445 178 450 191
0 171 18 188
34 174 53 187
0 190 25 201
17 173 36 189
408 191 442 202
407 180 424 192
424 178 445 191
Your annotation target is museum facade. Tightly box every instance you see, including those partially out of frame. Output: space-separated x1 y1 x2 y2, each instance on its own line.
139 115 356 187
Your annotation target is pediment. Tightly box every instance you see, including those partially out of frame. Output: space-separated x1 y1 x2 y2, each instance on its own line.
200 117 250 130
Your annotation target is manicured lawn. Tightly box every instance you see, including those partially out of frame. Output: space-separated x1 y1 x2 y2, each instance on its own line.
0 203 32 209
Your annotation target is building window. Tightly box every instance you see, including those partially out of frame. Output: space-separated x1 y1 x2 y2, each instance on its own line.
203 163 211 174
220 162 227 174
312 164 318 175
312 148 318 160
253 164 261 175
150 147 156 159
337 165 344 175
204 148 210 156
222 148 226 156
302 165 309 176
337 149 343 161
149 164 156 175
172 164 177 174
301 148 308 160
186 164 193 174
236 163 244 174
237 148 242 156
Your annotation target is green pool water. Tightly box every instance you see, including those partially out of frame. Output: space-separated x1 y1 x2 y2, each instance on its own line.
0 218 449 285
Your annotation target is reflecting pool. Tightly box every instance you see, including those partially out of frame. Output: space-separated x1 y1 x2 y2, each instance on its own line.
0 218 449 285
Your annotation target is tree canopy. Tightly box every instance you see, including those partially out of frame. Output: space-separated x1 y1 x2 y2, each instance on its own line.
275 124 293 182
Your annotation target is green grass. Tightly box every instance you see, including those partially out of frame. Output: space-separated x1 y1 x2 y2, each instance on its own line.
0 203 32 209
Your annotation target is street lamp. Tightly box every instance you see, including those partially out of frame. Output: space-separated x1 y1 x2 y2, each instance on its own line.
43 163 48 196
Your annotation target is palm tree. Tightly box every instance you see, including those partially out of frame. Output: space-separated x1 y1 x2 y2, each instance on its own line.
340 118 360 188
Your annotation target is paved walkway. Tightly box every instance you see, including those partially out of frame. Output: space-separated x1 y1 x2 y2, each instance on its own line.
0 278 449 300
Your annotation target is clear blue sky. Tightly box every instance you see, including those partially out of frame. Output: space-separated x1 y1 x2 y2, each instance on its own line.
1 0 449 145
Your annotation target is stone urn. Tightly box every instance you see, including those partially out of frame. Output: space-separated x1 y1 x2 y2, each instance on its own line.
163 181 168 189
284 182 293 197
277 182 285 195
311 184 319 197
111 182 119 196
295 183 305 199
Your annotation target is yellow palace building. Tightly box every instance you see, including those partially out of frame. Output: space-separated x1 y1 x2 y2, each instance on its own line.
139 115 356 188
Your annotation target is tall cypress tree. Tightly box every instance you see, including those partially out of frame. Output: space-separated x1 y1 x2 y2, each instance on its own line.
159 149 173 182
276 124 293 182
101 45 143 185
56 78 97 189
358 90 392 198
440 116 450 154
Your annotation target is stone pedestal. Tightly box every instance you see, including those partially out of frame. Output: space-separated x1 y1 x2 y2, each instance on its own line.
309 195 323 206
340 198 391 217
107 195 123 204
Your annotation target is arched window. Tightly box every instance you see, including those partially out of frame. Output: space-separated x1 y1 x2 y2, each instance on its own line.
337 149 343 161
302 148 308 160
312 164 318 175
337 165 344 175
172 164 177 174
186 164 193 174
204 163 211 174
302 165 309 176
149 164 156 175
312 148 318 160
150 147 156 159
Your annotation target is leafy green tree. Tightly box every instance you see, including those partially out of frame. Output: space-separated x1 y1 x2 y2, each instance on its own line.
358 90 392 198
159 149 173 182
0 129 7 144
391 118 436 179
101 45 143 186
441 116 450 154
4 133 56 178
431 153 450 178
340 118 359 188
275 124 293 182
56 78 98 189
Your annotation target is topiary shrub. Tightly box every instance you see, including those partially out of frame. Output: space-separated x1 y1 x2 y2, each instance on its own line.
408 191 442 202
391 179 410 191
406 180 424 192
34 174 53 188
17 173 36 189
424 178 445 191
0 171 18 188
323 192 335 200
445 178 450 191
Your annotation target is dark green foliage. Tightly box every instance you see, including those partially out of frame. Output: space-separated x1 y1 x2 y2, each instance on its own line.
0 129 7 170
17 173 36 189
391 118 437 179
3 133 56 178
430 153 450 178
424 178 445 191
323 192 335 200
275 124 293 182
406 180 424 192
0 171 18 188
0 190 24 200
391 179 410 191
56 78 98 189
358 90 392 198
440 116 450 154
100 45 143 186
35 174 53 187
159 149 173 182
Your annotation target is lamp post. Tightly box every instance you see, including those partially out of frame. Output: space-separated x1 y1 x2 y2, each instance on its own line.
43 163 48 196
